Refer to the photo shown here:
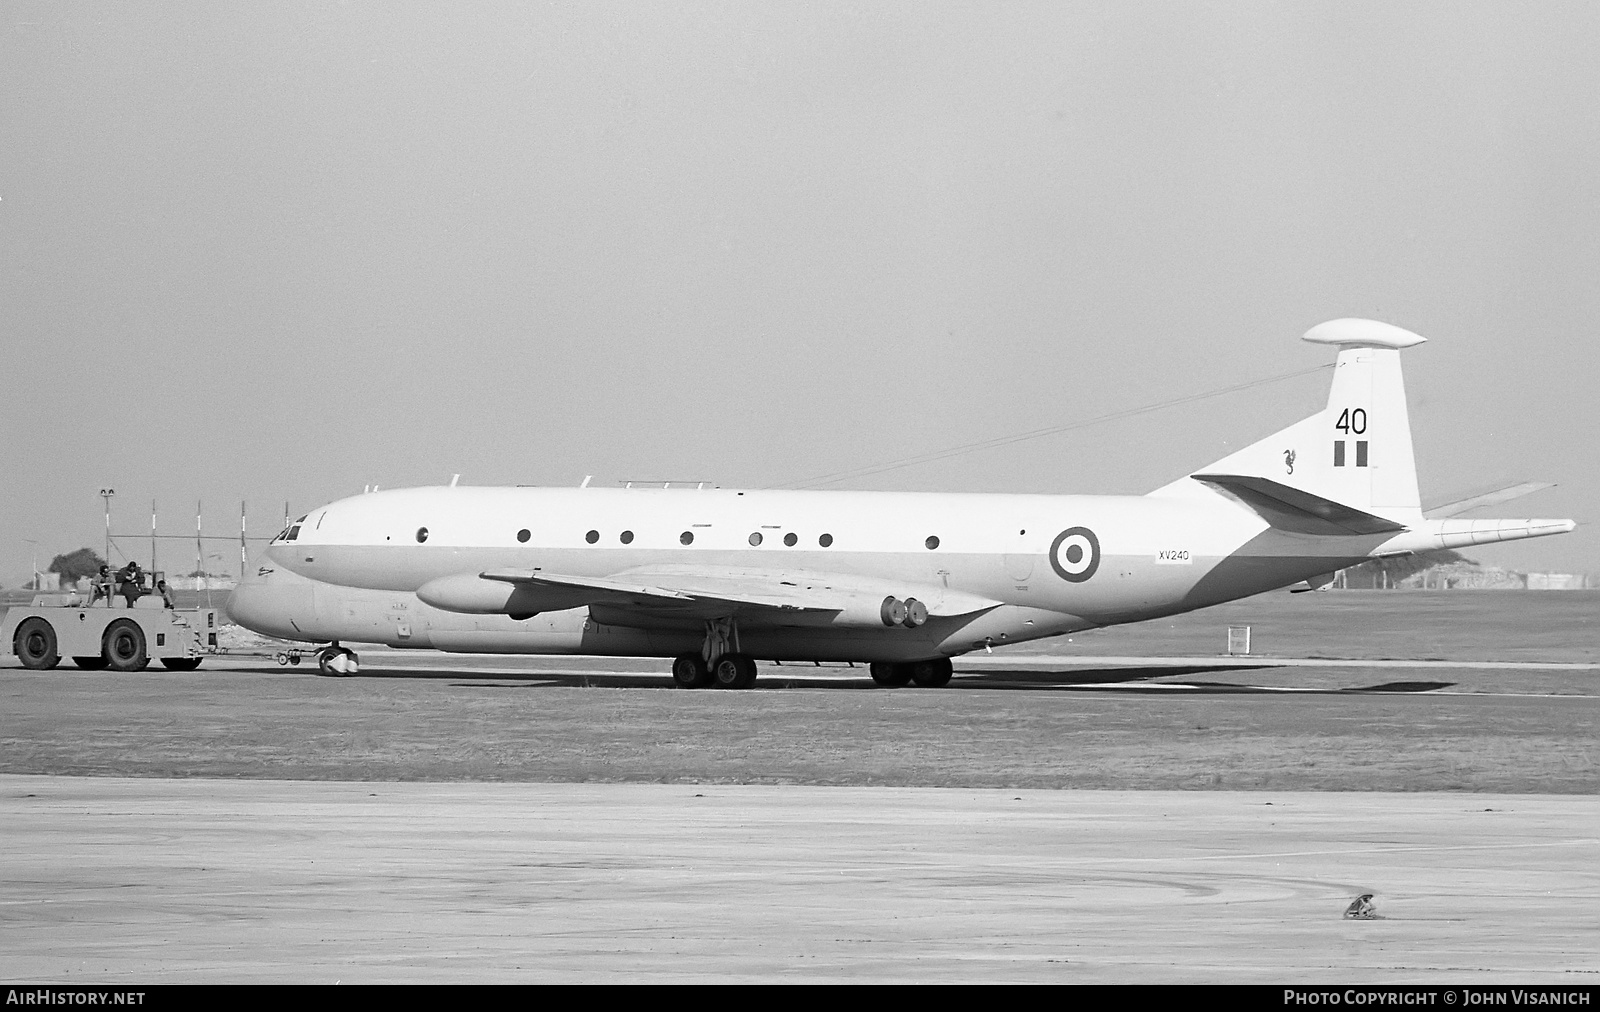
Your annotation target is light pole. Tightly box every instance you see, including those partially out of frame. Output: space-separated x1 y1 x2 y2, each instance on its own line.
203 552 224 606
99 488 115 565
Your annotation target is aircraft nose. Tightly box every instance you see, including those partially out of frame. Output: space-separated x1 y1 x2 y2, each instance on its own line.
226 567 315 640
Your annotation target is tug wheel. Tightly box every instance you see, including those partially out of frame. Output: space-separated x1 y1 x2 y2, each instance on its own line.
102 619 147 673
15 618 59 670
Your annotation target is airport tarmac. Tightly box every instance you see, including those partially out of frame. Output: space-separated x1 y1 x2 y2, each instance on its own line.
2 776 1595 983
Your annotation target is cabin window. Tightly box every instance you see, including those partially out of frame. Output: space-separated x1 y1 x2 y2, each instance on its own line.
586 530 599 544
415 527 429 543
819 533 833 547
680 531 694 545
925 535 940 550
620 530 634 544
748 532 763 546
517 529 530 543
783 533 798 547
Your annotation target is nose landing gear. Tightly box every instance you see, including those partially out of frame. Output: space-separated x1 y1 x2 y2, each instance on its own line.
315 644 359 677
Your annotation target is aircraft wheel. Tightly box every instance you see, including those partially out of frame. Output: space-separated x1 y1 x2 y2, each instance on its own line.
73 656 109 670
14 618 59 670
869 661 911 687
671 653 713 688
102 619 147 673
711 654 757 690
316 647 359 677
161 658 202 671
909 657 953 688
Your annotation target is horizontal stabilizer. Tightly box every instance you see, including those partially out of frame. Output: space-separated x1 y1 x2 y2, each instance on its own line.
1425 481 1555 519
1193 473 1409 536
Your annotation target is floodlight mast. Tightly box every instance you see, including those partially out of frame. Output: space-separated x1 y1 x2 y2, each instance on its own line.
99 489 115 565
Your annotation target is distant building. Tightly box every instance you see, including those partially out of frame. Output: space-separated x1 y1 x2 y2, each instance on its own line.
1371 562 1594 590
167 575 238 591
1526 572 1591 590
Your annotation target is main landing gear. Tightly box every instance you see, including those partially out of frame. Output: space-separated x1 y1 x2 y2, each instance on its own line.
869 658 953 688
674 616 759 690
672 652 757 690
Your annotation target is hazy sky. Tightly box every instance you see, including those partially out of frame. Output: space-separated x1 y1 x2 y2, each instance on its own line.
3 1 1596 582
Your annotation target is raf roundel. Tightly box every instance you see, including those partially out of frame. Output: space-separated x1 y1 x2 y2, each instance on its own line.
1048 526 1100 583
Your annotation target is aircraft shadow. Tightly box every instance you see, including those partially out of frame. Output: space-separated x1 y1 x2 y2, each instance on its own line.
955 664 1264 687
393 663 1258 691
234 663 1452 695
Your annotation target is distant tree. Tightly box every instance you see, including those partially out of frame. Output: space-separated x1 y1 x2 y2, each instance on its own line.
48 548 107 584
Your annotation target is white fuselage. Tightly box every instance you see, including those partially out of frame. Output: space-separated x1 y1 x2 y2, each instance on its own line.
227 484 1377 661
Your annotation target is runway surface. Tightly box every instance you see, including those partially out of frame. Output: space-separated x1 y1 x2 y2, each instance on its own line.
2 776 1595 983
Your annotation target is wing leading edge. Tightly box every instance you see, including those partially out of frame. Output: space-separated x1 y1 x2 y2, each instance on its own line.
471 564 1005 628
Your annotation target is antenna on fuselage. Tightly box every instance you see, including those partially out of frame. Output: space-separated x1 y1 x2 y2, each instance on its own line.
581 475 593 489
450 474 460 487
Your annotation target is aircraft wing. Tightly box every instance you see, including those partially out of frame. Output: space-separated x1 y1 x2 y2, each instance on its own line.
479 564 1002 626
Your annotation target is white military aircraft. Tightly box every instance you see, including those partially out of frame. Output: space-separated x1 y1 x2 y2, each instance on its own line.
228 319 1574 685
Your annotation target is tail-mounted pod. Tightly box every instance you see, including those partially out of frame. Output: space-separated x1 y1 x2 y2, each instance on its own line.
880 596 929 629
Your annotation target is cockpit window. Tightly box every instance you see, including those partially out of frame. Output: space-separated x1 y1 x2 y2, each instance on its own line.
286 525 302 541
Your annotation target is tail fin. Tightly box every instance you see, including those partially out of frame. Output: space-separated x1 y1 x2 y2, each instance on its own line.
1153 319 1425 525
